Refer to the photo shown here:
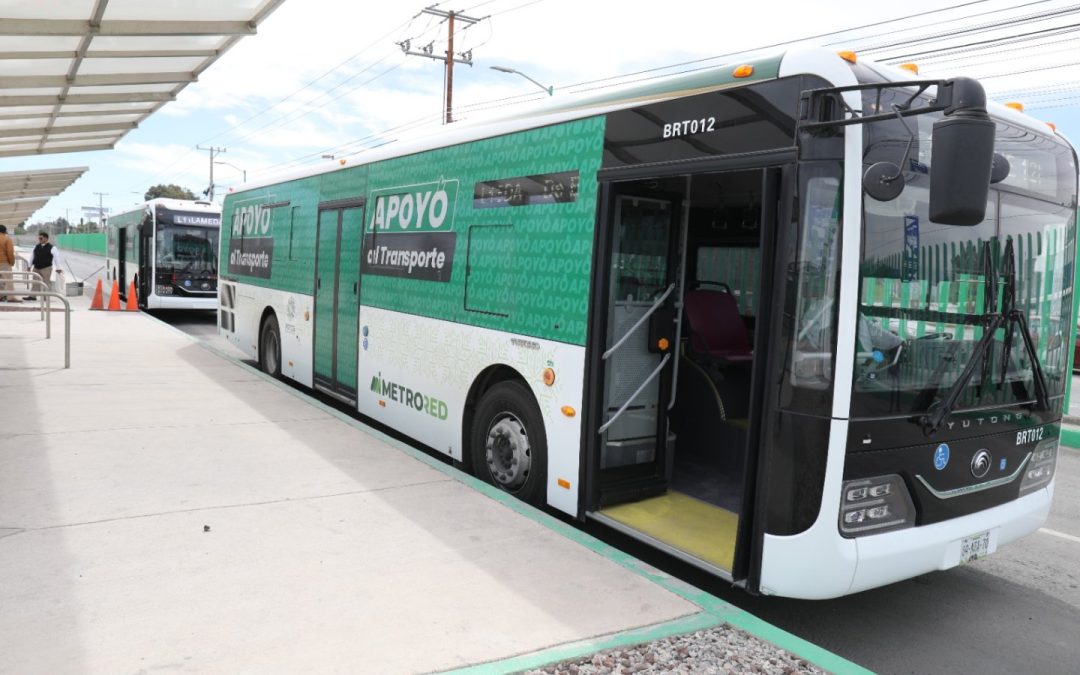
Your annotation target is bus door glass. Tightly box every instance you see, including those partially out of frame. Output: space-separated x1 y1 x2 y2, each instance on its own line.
116 226 127 290
313 200 365 402
138 218 152 303
598 179 682 501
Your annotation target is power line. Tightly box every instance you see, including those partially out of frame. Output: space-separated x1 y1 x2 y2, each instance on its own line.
822 0 1057 48
249 0 1080 180
493 0 1003 99
125 12 426 194
892 32 1080 66
854 2 1080 54
878 20 1080 62
223 53 405 147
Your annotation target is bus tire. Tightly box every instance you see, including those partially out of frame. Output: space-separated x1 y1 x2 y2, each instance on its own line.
259 314 282 378
470 381 547 506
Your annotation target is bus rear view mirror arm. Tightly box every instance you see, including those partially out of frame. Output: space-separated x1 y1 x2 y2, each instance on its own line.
798 77 995 226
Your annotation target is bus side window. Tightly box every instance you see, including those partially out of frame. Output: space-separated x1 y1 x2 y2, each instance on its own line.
695 245 760 317
465 223 516 317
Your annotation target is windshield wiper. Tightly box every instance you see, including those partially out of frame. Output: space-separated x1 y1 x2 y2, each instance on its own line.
997 238 1050 407
920 239 1049 435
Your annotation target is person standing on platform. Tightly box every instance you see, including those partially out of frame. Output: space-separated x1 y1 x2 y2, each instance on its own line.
26 231 63 299
0 224 16 302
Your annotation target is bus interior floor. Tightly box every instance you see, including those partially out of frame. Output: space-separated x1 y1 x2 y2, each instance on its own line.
670 455 743 512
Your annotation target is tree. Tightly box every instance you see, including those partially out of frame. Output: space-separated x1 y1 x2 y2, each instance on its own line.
144 183 197 201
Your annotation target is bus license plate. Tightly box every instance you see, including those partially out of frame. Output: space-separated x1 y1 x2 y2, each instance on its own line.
960 531 991 563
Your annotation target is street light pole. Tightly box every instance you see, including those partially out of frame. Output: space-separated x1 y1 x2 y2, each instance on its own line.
197 145 225 200
93 191 108 231
490 66 553 96
214 160 247 183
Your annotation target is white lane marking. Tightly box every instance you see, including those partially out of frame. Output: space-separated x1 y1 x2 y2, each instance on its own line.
1038 527 1080 544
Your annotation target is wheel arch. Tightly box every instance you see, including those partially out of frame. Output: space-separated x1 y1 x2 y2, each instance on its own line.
459 363 532 473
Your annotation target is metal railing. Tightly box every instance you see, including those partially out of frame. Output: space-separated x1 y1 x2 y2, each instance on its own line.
4 270 48 320
601 283 675 360
14 290 72 369
597 283 676 436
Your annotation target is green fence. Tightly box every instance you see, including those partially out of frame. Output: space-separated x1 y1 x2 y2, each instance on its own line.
55 232 106 255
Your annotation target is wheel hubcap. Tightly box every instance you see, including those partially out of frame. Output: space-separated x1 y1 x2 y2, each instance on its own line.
485 413 530 490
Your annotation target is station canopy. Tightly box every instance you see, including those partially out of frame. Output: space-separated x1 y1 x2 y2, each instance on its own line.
0 0 285 159
0 1 284 228
0 166 88 227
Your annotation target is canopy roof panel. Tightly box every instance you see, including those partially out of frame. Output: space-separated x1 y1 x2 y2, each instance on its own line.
0 166 88 227
0 0 285 159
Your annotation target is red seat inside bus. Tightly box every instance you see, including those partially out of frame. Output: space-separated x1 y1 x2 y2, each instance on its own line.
684 287 753 363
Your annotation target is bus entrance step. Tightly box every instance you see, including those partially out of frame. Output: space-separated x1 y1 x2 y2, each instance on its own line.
598 476 668 508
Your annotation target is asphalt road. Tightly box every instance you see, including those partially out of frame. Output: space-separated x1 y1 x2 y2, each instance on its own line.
716 450 1080 675
45 247 233 352
52 247 1080 674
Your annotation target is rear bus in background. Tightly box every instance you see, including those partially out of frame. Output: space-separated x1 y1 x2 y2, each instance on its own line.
107 198 222 310
219 47 1079 599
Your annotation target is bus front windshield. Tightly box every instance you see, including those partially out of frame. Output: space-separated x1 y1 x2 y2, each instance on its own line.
156 225 218 276
853 112 1078 419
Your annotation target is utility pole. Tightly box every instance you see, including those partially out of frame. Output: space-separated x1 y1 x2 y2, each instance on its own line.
93 192 108 231
398 7 483 124
197 145 226 200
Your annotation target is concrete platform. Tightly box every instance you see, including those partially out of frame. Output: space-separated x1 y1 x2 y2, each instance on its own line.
0 296 861 674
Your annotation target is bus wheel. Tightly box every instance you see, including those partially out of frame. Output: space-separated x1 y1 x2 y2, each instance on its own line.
470 381 547 505
259 314 282 378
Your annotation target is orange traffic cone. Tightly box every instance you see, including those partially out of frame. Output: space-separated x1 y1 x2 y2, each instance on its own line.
125 282 139 311
89 279 104 310
106 280 121 311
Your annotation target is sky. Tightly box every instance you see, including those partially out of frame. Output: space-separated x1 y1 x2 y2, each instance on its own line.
6 0 1080 226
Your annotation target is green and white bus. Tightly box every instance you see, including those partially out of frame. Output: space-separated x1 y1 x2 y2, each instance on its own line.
107 198 221 310
220 47 1078 599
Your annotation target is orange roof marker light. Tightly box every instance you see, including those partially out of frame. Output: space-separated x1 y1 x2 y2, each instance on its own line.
1005 102 1024 112
1048 122 1058 132
733 64 754 78
837 51 858 64
899 63 919 74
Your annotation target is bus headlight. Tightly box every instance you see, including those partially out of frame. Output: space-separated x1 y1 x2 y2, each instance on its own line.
1019 438 1057 494
839 474 916 537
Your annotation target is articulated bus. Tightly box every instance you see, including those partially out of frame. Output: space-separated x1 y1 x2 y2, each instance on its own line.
219 47 1078 599
107 198 222 310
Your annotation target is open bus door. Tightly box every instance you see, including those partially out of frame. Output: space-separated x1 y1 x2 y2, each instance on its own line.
585 158 790 587
137 217 152 308
116 226 127 291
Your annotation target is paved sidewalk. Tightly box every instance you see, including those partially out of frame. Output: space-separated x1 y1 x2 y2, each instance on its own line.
0 297 864 674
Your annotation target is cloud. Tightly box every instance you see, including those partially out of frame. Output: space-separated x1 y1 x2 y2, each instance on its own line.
10 0 1080 221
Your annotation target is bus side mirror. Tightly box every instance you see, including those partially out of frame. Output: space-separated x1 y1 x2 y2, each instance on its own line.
929 78 995 226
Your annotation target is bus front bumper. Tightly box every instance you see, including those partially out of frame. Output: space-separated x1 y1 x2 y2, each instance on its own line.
759 481 1052 599
148 294 217 311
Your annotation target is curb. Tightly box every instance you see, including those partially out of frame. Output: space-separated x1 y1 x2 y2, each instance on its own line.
148 312 872 675
1060 423 1080 450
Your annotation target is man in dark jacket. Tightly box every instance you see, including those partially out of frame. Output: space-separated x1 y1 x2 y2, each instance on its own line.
27 231 63 299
